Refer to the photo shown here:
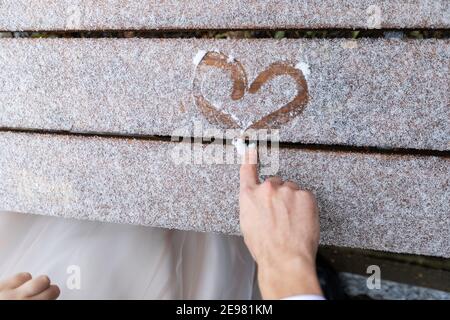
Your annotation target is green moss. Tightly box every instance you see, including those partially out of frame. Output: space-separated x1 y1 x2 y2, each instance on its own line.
274 31 285 39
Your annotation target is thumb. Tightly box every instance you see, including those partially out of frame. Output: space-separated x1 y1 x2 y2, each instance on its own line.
239 143 259 189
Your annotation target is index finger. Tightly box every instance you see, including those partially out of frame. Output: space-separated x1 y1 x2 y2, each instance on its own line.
239 144 259 189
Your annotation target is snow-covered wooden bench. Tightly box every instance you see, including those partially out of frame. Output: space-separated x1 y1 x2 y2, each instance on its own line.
0 1 449 259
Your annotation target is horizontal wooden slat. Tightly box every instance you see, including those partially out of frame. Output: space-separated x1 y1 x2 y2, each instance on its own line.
0 0 448 31
0 39 448 151
0 132 448 257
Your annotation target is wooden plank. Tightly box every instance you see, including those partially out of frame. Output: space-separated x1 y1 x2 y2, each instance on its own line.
0 0 448 31
0 39 448 151
0 132 448 257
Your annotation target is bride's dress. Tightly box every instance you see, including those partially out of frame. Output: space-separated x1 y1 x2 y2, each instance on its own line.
0 211 256 299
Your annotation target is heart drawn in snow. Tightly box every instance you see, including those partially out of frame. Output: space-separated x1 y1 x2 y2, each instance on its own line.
192 51 309 130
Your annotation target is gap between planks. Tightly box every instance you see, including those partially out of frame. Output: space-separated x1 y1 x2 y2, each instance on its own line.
0 127 448 159
0 29 449 39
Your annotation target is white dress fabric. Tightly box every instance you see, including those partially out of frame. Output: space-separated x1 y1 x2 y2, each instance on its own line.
0 211 256 299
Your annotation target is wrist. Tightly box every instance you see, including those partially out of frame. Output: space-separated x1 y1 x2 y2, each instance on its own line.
257 256 323 300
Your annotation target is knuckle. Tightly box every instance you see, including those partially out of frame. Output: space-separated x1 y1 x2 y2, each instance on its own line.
261 180 275 193
16 272 32 282
286 181 300 189
38 275 51 286
280 185 294 195
298 189 316 200
240 186 253 195
306 190 316 198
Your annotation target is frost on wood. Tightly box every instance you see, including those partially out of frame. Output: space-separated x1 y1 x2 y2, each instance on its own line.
0 0 448 30
0 38 448 151
295 62 311 79
232 138 256 156
192 50 207 66
0 132 449 257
